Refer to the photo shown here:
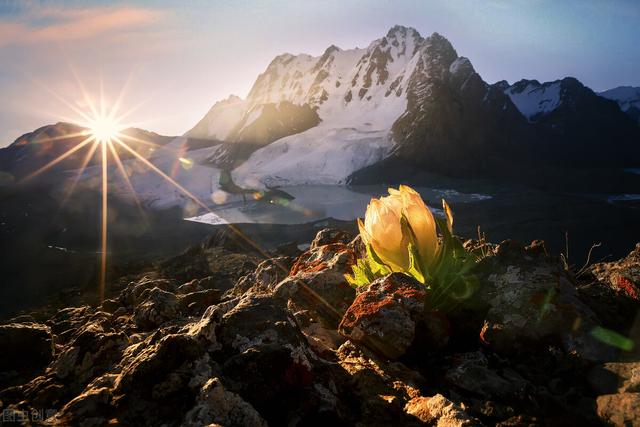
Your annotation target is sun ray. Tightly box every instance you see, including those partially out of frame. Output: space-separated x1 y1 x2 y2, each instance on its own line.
100 136 108 302
113 136 210 211
21 135 96 182
33 78 95 125
68 62 99 118
19 130 89 145
118 132 167 150
25 72 339 314
107 140 146 217
112 136 277 260
108 68 138 123
61 139 100 205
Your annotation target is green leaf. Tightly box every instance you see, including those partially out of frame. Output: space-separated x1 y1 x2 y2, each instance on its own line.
406 242 425 283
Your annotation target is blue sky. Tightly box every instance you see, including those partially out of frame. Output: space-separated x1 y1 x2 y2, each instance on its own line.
0 0 639 145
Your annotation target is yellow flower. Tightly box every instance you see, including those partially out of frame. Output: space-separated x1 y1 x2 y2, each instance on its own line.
358 185 439 273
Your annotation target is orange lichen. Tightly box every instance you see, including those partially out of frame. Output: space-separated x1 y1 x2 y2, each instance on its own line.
615 275 639 300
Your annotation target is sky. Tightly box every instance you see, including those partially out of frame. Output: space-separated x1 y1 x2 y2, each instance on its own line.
0 0 639 146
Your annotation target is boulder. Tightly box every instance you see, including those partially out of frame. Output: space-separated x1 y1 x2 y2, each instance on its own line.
444 351 530 399
339 273 426 359
596 392 640 427
133 287 180 330
0 323 54 372
588 361 640 394
477 240 617 361
183 377 267 427
405 394 483 426
274 235 356 328
590 243 640 302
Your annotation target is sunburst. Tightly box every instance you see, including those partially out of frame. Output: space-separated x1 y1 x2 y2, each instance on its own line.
17 72 343 328
19 74 279 302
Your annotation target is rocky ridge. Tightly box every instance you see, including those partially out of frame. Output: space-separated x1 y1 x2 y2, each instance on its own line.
0 229 639 426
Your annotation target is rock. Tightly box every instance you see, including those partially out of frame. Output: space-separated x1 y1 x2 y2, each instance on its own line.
183 377 267 427
310 228 354 249
588 361 640 394
0 323 54 372
133 287 180 330
100 298 120 314
590 243 640 301
274 236 356 327
404 394 483 426
339 273 426 359
217 294 306 354
226 256 293 299
179 288 222 313
218 295 335 425
334 340 428 425
444 352 530 399
477 241 617 361
112 333 209 425
596 392 640 427
52 386 112 426
120 277 176 308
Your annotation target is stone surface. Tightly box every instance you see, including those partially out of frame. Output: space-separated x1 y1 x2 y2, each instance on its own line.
1 229 638 426
183 377 267 427
596 392 640 427
274 235 357 328
339 273 426 359
133 287 180 330
588 361 640 394
590 243 640 301
477 240 617 361
405 394 482 426
0 322 54 372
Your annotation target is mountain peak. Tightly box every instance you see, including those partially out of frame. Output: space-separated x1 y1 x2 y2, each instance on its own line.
323 44 341 55
386 25 422 40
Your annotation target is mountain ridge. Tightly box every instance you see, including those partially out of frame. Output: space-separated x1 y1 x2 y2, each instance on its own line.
187 25 640 188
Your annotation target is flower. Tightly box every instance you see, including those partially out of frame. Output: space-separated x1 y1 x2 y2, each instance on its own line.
348 185 478 310
358 185 438 274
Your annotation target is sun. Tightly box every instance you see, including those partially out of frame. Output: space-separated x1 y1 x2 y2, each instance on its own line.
89 115 122 144
21 74 279 304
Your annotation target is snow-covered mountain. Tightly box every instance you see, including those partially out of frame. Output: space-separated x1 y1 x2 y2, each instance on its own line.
599 86 640 124
188 26 434 185
190 26 639 188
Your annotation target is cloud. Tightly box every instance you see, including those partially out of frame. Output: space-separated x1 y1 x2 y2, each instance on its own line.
0 4 165 48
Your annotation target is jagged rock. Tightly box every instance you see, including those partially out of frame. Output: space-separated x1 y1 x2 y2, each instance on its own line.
112 333 209 425
588 361 640 394
179 288 222 313
444 351 530 399
596 392 640 427
339 273 426 359
0 322 54 372
217 294 341 425
477 240 617 361
2 224 638 426
590 243 640 301
121 277 176 307
310 228 354 249
176 276 216 295
226 256 293 298
333 340 428 425
274 235 356 327
52 386 112 426
100 298 120 314
405 394 482 426
133 287 180 330
217 294 306 354
183 377 267 427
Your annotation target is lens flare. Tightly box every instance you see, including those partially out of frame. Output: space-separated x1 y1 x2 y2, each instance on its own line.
89 116 123 144
18 72 343 323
